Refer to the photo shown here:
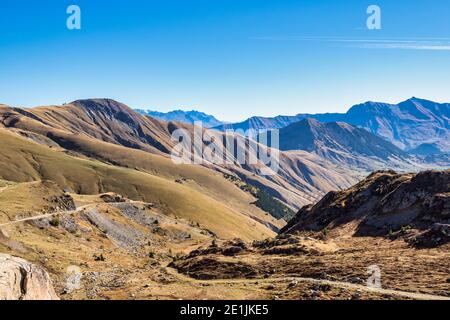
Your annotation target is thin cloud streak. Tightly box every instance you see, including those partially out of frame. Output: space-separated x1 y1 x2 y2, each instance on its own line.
360 43 450 51
253 36 450 51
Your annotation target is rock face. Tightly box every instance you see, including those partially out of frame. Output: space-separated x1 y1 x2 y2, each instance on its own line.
0 254 59 300
281 170 450 246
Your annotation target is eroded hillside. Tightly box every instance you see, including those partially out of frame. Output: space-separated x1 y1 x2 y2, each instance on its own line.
0 128 280 240
0 100 359 209
0 100 448 300
171 170 450 299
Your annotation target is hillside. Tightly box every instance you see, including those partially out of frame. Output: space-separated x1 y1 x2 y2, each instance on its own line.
5 173 448 300
0 99 358 209
0 127 281 240
5 99 178 155
281 170 450 247
170 169 450 299
0 179 222 299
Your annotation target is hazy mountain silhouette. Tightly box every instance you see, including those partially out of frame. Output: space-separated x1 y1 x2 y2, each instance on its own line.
136 109 225 128
260 118 414 172
214 97 450 153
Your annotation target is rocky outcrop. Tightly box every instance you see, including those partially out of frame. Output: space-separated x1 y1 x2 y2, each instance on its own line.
0 254 59 300
281 170 450 246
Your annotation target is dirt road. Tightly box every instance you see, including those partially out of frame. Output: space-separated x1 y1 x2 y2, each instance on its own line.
167 267 450 300
0 201 141 227
0 204 92 228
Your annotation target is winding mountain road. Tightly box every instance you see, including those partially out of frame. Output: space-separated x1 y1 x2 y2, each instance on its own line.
0 201 141 227
0 204 92 228
1 182 448 301
167 267 450 301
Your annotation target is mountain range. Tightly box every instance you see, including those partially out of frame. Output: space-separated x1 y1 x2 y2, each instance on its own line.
0 98 441 214
274 118 414 172
136 109 225 128
0 99 362 213
215 97 450 154
0 97 449 301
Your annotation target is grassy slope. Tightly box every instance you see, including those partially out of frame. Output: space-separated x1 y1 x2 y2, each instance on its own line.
1 105 284 227
0 128 276 240
1 103 357 210
0 181 65 222
0 185 218 299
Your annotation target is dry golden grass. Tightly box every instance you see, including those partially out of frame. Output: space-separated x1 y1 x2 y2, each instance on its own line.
0 101 359 210
1 179 447 300
0 128 277 240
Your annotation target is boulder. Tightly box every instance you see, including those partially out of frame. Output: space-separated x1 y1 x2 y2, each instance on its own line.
0 253 59 300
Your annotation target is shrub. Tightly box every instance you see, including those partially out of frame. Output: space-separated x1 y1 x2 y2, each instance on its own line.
49 215 61 227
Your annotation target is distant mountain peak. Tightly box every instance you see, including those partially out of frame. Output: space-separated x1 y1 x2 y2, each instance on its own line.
399 96 442 108
407 96 430 102
286 118 321 132
135 109 225 128
265 117 413 172
399 96 421 104
217 97 449 153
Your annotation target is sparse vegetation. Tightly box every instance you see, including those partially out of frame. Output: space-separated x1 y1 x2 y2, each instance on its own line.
223 173 295 220
400 225 412 234
49 215 61 227
321 228 329 240
93 253 106 262
1 99 448 301
253 189 295 220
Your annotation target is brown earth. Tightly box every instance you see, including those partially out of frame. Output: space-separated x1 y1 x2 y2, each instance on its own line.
0 99 448 300
171 233 450 299
0 99 359 209
282 170 450 248
1 175 449 300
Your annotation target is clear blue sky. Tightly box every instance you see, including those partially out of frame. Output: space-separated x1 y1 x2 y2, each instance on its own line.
1 0 450 121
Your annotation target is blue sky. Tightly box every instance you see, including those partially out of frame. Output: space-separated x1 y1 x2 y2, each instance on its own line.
1 0 450 121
